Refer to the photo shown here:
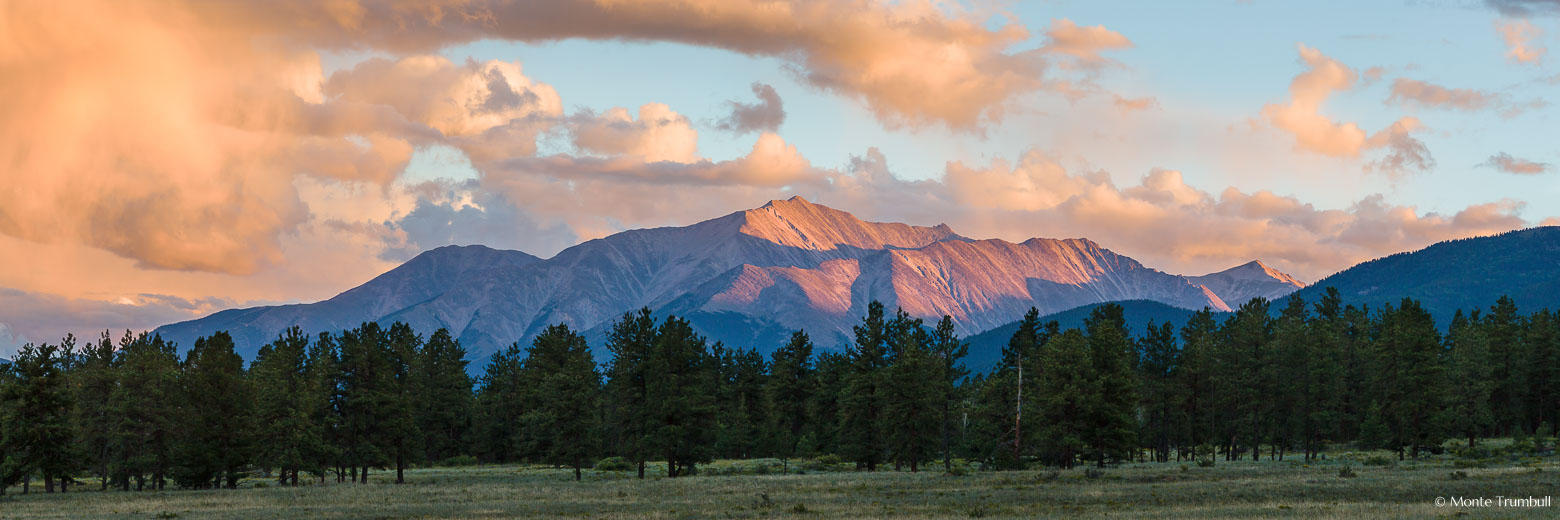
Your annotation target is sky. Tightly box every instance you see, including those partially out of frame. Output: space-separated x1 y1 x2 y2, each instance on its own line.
2 0 1559 356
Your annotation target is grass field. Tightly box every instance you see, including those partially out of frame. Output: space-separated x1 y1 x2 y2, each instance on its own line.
2 450 1557 519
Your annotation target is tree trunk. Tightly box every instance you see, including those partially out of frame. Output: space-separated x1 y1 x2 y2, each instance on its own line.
45 471 54 493
574 465 582 481
23 472 30 494
396 454 405 484
637 460 645 479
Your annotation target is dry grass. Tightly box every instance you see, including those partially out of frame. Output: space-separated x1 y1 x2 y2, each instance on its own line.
1 453 1557 519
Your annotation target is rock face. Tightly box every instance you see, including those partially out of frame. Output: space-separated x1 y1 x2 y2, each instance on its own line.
155 197 1273 364
1184 260 1305 307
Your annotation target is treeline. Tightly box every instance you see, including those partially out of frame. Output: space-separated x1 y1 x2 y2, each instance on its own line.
2 291 1558 494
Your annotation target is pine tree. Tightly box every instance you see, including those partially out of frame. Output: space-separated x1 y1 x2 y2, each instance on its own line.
928 316 969 472
70 331 119 490
418 329 472 464
1034 329 1093 469
251 327 326 486
605 308 657 478
383 323 424 484
1083 304 1138 467
1302 288 1346 460
1372 298 1447 459
885 314 938 472
474 341 525 464
807 352 849 456
714 345 766 459
1224 298 1272 461
110 332 181 490
0 338 76 493
1175 310 1220 460
171 332 254 489
1484 295 1525 435
1269 295 1310 460
336 323 392 483
305 332 343 483
1445 309 1494 447
765 331 814 469
840 301 890 470
644 316 717 477
520 324 602 480
1137 321 1179 462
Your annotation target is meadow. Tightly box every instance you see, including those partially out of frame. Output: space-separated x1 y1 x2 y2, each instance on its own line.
2 446 1557 519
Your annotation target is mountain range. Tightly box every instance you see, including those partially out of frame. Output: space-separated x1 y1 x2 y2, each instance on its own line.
154 197 1303 365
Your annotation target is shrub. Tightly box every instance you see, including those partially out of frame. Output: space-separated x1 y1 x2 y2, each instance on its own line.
441 455 478 467
945 460 972 477
1362 455 1394 467
1338 466 1358 478
1449 471 1468 481
594 457 633 471
1196 457 1216 468
814 454 844 466
1083 467 1104 479
252 482 269 489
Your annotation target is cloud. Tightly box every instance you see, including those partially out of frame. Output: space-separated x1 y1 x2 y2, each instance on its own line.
718 83 786 134
1260 45 1433 175
807 151 1527 282
1481 152 1553 174
1042 18 1134 67
1111 94 1159 113
1388 78 1498 110
0 288 236 357
198 0 1072 131
1487 0 1560 17
1496 19 1547 64
568 104 700 163
373 180 577 262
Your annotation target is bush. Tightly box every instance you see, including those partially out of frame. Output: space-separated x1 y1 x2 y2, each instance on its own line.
440 455 478 467
1362 455 1394 467
945 460 972 477
1449 470 1468 481
1338 466 1358 478
1083 467 1104 479
814 454 844 466
594 456 633 471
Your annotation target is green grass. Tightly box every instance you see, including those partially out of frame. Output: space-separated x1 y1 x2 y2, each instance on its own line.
2 452 1557 519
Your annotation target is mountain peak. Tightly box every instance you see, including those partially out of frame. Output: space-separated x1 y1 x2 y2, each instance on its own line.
1186 259 1304 305
739 198 960 251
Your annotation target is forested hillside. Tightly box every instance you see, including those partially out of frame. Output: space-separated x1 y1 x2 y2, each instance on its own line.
6 290 1558 493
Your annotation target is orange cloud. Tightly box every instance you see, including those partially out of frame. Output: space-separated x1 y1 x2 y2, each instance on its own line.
1388 78 1497 110
1496 19 1546 64
568 104 700 163
1043 18 1134 66
1261 45 1433 175
1481 152 1552 174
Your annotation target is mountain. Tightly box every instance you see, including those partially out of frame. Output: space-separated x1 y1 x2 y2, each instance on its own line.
961 300 1215 374
154 245 541 352
1185 260 1304 306
155 197 1244 365
1287 226 1560 322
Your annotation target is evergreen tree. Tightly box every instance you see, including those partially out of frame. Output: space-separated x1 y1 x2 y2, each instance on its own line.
765 331 814 468
714 345 766 459
520 324 602 480
1445 309 1494 447
1083 304 1138 467
418 329 472 464
110 332 181 490
928 316 969 472
1223 298 1272 461
1373 298 1448 459
1034 329 1093 468
1175 309 1220 460
0 338 76 493
807 351 849 456
1137 321 1179 462
884 313 938 471
644 316 718 477
171 332 253 489
840 301 890 470
306 332 343 483
1484 295 1525 435
70 331 119 490
1301 288 1346 460
250 327 326 486
383 323 424 484
1269 295 1310 460
604 308 657 478
474 341 525 464
336 323 392 483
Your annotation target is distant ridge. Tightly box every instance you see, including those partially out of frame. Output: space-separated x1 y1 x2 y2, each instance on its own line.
155 198 1289 368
